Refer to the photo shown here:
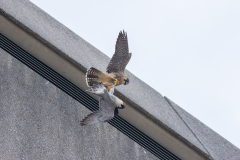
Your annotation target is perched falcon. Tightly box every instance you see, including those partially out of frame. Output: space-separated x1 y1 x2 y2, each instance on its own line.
86 30 132 90
80 83 125 126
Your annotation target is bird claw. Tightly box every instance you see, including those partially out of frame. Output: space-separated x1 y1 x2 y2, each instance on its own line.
113 79 119 85
106 85 112 91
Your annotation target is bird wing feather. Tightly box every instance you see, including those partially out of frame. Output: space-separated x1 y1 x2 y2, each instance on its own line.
80 98 115 126
80 111 105 126
106 31 132 74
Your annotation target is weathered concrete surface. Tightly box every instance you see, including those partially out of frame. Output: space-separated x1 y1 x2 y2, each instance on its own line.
165 97 240 160
1 0 240 159
0 1 214 156
0 49 157 160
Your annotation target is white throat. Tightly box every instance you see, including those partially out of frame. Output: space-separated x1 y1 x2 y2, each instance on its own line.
110 94 123 107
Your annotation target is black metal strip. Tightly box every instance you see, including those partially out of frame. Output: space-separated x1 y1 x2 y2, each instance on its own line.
0 33 180 160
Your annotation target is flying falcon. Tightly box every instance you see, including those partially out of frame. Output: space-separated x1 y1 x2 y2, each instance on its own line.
86 30 132 90
80 83 125 126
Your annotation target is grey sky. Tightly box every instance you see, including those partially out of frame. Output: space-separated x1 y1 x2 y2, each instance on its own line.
29 0 240 149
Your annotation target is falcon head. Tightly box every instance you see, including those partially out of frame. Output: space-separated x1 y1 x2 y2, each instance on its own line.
118 102 126 109
124 77 129 85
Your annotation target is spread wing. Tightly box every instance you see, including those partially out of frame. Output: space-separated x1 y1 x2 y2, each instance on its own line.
106 30 132 74
80 110 106 126
80 97 116 126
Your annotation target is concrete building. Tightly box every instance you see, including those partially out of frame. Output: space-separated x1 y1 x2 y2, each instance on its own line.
0 0 240 159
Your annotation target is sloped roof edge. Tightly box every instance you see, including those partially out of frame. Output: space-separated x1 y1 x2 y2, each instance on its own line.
1 0 239 160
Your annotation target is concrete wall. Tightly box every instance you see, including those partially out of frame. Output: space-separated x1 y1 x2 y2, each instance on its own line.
0 49 157 160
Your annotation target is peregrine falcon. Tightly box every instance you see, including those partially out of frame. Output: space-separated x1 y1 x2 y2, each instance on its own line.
80 83 125 126
86 30 132 90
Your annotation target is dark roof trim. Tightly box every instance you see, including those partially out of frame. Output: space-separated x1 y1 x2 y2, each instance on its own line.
4 1 239 159
0 33 181 160
0 4 209 159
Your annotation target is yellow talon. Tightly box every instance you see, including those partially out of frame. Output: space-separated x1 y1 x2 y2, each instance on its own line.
106 85 112 91
113 79 119 85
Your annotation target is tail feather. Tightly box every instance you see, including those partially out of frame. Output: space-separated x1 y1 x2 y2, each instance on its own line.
86 67 102 87
80 111 103 126
86 83 105 95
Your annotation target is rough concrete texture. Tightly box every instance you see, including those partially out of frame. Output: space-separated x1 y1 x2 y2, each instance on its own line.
165 97 240 160
0 49 158 160
1 0 240 159
0 1 213 155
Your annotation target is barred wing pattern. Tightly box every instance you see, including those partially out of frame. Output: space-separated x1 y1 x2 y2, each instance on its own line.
106 30 132 74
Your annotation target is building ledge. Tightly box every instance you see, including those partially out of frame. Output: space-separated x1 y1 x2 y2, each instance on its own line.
1 0 240 159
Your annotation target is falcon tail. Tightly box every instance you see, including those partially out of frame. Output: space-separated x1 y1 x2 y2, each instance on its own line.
80 113 97 126
80 111 103 126
80 110 115 126
86 83 105 95
85 67 103 87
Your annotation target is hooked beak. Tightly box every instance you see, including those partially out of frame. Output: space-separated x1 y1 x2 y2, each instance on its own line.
118 103 126 109
124 78 129 85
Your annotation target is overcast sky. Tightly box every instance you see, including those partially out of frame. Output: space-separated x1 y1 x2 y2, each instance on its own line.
29 0 240 149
